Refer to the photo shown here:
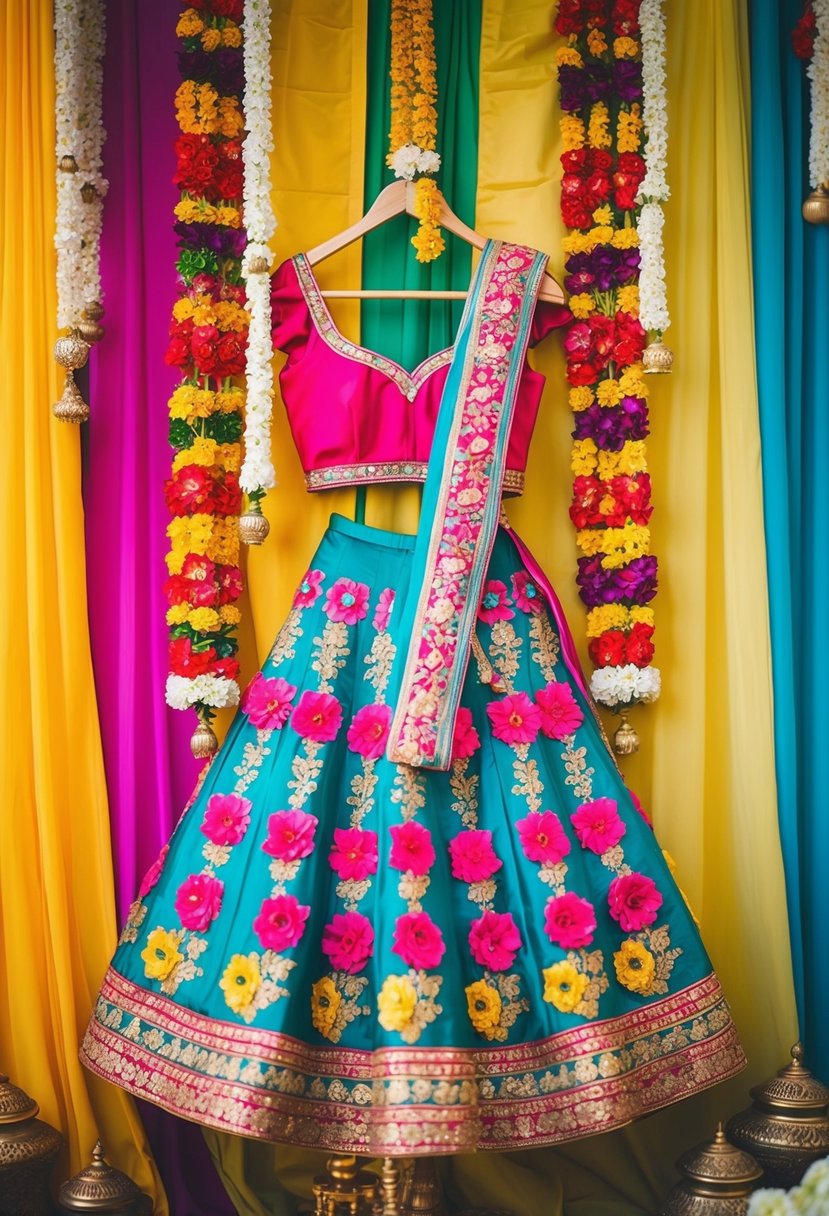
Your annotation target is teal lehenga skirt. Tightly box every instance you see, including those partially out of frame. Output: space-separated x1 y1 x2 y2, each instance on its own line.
82 512 744 1155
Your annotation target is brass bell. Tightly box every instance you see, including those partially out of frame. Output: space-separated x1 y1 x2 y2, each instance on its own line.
76 318 105 344
238 510 270 545
659 1123 762 1215
643 339 674 374
802 184 829 225
58 154 78 174
80 181 99 204
54 331 90 370
53 372 90 424
613 710 639 755
0 1071 63 1216
246 254 271 274
190 718 218 758
727 1042 829 1188
83 301 105 322
58 1139 152 1215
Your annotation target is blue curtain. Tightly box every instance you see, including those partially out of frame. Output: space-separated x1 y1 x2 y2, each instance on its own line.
750 0 829 1082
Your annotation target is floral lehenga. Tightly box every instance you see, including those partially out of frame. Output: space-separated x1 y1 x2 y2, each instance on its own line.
82 241 744 1156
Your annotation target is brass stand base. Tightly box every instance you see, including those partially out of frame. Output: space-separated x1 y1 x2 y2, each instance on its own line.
312 1154 378 1216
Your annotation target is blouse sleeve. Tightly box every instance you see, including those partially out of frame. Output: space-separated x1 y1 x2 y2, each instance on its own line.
529 299 573 348
270 259 313 358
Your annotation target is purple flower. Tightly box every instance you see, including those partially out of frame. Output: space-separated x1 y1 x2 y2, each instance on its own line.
614 59 643 103
619 396 650 439
214 49 244 94
178 48 211 81
174 222 247 259
577 556 659 607
614 557 658 604
558 65 589 112
577 557 615 607
565 246 641 294
584 62 613 102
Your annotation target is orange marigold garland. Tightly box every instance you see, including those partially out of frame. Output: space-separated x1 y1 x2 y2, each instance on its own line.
164 1 248 756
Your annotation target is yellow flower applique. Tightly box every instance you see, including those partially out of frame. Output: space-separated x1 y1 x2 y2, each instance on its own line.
220 953 261 1014
377 974 418 1032
141 928 184 981
613 940 656 994
311 976 342 1037
542 961 589 1013
465 980 502 1034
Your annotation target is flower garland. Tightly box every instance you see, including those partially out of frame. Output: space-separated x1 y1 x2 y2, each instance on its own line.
165 0 248 753
555 0 661 747
387 0 443 262
637 0 671 349
794 0 829 223
239 0 277 527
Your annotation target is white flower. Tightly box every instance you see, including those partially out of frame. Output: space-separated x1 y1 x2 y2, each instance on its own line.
590 664 661 708
746 1188 797 1216
416 149 441 174
637 202 670 333
807 0 829 188
638 0 670 203
390 143 423 180
165 675 240 711
797 1155 829 1213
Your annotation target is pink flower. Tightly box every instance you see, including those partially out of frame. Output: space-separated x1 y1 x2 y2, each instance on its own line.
543 892 596 949
261 809 318 862
346 703 392 759
293 568 324 608
478 579 514 625
373 587 395 632
392 911 446 969
516 811 571 866
200 793 252 846
324 578 370 625
329 827 379 881
138 844 168 898
468 910 523 970
571 797 626 854
241 673 297 730
290 691 343 742
252 893 310 951
511 570 544 614
321 910 375 973
608 872 663 931
451 706 480 760
174 872 224 932
389 821 436 876
486 692 541 745
449 830 503 883
535 682 584 739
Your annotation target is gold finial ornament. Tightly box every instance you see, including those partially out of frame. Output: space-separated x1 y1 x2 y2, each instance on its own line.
802 184 829 225
246 254 270 274
239 511 270 545
0 1071 64 1214
643 338 674 374
59 154 79 173
53 372 90 424
727 1042 829 1187
190 717 218 759
613 710 639 755
311 1153 378 1216
83 301 105 322
54 331 90 371
58 1139 151 1214
658 1122 762 1215
80 181 99 204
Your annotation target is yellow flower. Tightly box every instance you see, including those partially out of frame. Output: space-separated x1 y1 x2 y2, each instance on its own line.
571 438 598 476
630 606 655 628
220 953 261 1013
612 227 640 250
201 27 222 52
596 378 622 407
569 386 595 412
586 605 630 637
598 522 651 569
215 206 242 229
616 285 640 316
543 961 589 1013
591 204 613 226
311 976 342 1037
207 518 240 566
465 980 502 1033
221 23 242 47
141 928 183 981
172 437 219 471
576 529 607 556
187 607 221 632
219 604 242 625
589 224 614 246
613 36 639 59
613 940 655 994
176 9 204 37
217 97 244 138
215 389 244 413
172 298 195 323
597 441 647 479
213 301 248 332
568 293 596 320
193 302 219 328
166 604 191 626
588 102 611 150
560 115 586 151
587 29 608 55
618 366 648 398
377 975 418 1032
555 47 583 67
617 104 643 153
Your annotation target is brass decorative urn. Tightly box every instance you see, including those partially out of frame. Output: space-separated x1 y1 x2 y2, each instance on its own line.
658 1123 762 1215
726 1042 829 1188
0 1072 63 1216
58 1141 151 1215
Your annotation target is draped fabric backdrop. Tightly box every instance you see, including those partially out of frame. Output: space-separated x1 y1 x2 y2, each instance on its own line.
749 0 829 1084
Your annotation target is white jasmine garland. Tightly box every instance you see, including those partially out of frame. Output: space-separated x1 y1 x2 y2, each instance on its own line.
590 664 661 708
239 251 276 493
808 0 829 188
747 1156 829 1216
637 202 670 333
165 674 241 711
638 0 669 203
389 143 442 180
54 0 107 330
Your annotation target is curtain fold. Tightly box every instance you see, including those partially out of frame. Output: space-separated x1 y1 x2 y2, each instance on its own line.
0 1 165 1205
749 0 829 1084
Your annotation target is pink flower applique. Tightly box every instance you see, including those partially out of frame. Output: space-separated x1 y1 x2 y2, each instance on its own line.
293 569 324 608
321 910 375 973
388 821 436 876
261 809 318 862
174 872 224 932
138 844 169 898
252 893 310 951
468 909 523 970
324 578 370 625
571 797 626 854
477 579 514 625
543 892 596 949
449 830 503 883
241 673 297 730
290 690 343 742
486 692 542 746
346 703 392 759
515 811 572 866
328 827 379 881
200 793 252 846
608 872 663 931
451 706 481 761
511 570 544 614
535 682 584 740
373 587 395 632
392 911 446 970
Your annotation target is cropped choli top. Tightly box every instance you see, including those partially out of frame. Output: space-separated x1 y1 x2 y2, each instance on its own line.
270 254 571 495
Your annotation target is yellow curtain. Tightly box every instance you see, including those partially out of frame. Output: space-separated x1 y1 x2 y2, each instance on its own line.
0 2 165 1207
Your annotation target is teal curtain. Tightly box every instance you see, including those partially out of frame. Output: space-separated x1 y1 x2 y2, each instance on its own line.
750 0 829 1082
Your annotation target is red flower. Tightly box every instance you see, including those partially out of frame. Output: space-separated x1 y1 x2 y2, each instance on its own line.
191 324 221 375
164 554 218 608
555 0 585 35
164 334 191 367
567 359 601 387
626 621 655 667
561 149 589 174
570 476 605 529
165 464 216 515
792 4 816 59
211 471 242 516
612 0 641 36
608 872 663 931
613 311 647 365
168 636 217 677
216 563 243 605
614 473 652 525
589 629 627 668
216 331 247 377
613 153 647 211
211 656 240 680
588 314 616 363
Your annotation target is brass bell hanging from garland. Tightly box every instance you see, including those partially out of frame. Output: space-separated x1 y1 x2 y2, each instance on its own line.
643 337 674 373
613 709 639 755
802 184 829 225
190 714 219 759
238 510 270 545
77 302 105 345
53 331 91 423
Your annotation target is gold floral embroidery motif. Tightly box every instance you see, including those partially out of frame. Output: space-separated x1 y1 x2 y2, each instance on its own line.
599 843 632 877
377 970 443 1045
466 878 497 911
311 973 371 1043
220 950 297 1024
511 744 544 813
232 730 272 798
391 764 427 822
268 858 302 892
161 935 209 997
449 757 479 828
488 620 522 693
365 631 395 700
398 873 429 910
311 620 350 693
287 739 324 808
560 735 594 800
465 974 529 1042
336 878 372 912
269 607 302 668
119 899 148 944
537 860 570 894
529 613 560 682
347 761 379 828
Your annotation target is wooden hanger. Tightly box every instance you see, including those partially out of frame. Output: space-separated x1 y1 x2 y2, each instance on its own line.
304 180 566 305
